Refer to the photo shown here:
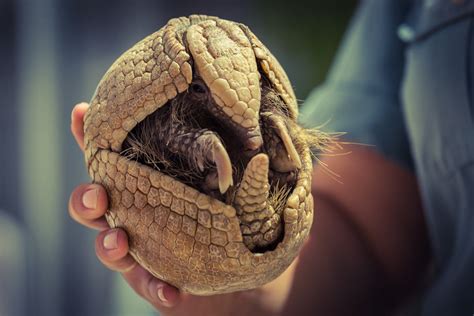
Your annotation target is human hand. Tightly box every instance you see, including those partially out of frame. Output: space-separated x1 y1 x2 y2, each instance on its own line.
69 102 296 316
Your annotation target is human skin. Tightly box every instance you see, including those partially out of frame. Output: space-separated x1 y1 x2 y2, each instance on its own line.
70 102 431 315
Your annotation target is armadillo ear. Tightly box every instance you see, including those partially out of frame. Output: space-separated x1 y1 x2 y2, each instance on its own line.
239 24 298 120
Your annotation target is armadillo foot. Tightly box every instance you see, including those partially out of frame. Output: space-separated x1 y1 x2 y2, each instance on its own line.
122 108 234 193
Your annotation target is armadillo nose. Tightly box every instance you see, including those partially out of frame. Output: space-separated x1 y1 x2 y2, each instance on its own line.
245 135 263 151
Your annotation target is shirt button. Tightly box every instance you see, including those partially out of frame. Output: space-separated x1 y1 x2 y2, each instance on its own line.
398 24 416 43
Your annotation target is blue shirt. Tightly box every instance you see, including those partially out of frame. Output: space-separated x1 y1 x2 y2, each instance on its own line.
300 0 474 314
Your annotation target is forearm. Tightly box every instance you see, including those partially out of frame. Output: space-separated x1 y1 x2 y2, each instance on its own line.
281 193 391 315
281 145 431 315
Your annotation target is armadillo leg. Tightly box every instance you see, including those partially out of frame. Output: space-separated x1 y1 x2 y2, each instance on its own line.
261 111 302 173
234 153 282 251
164 124 233 193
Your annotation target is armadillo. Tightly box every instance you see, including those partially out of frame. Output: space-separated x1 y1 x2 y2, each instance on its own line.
83 15 328 295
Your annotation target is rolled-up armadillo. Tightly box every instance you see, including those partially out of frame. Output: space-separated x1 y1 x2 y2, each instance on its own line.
83 15 328 295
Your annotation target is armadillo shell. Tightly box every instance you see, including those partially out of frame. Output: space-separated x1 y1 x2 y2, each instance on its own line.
83 15 313 295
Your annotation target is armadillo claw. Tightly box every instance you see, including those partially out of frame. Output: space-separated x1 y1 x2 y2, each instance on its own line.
276 119 302 170
212 142 233 193
263 112 302 172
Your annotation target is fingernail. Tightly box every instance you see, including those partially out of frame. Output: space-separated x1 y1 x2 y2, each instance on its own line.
82 188 98 210
157 283 168 304
103 230 118 250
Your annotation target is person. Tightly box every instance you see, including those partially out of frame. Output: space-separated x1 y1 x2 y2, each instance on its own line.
69 0 474 315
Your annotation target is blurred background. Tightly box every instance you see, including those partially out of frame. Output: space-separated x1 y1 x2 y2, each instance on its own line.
0 0 356 315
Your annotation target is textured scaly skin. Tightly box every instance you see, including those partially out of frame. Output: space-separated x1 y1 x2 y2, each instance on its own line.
84 15 313 295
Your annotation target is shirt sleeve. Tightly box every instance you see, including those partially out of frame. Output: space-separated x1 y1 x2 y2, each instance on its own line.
300 0 413 169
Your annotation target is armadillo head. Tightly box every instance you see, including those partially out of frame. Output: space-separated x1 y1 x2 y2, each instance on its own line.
186 19 263 151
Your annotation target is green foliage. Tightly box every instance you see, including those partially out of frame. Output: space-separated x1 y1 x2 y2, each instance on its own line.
254 0 357 99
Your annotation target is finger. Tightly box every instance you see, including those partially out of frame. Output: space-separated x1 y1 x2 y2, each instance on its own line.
69 183 109 230
71 102 89 151
95 229 180 308
95 228 137 271
123 264 181 309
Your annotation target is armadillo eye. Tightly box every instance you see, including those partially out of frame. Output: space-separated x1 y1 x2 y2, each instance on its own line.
191 81 207 94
